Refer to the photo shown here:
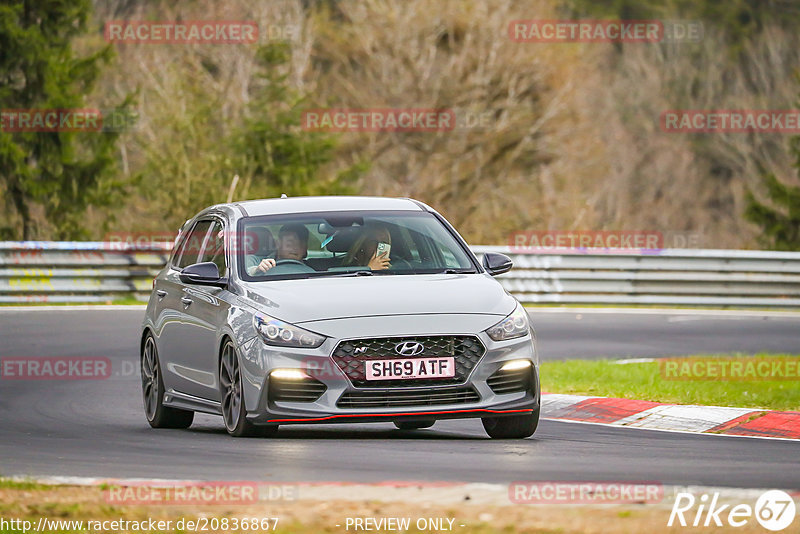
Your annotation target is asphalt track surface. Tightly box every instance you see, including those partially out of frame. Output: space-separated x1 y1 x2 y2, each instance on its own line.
0 308 798 489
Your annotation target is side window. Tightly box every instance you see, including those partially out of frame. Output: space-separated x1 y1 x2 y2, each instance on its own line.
174 220 213 269
198 220 226 274
305 225 327 258
439 245 459 268
408 229 438 266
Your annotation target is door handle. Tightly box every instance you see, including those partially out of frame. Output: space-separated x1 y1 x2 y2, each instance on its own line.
180 296 193 306
156 289 167 298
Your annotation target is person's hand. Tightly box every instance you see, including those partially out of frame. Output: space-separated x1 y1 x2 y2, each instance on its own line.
368 250 391 270
255 258 276 273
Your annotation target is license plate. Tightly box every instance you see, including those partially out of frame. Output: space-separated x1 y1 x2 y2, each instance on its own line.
365 357 456 380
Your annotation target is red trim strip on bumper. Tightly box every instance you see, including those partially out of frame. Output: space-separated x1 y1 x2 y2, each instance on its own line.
266 408 533 423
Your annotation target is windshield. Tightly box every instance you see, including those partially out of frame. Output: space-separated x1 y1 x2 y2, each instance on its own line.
237 211 478 281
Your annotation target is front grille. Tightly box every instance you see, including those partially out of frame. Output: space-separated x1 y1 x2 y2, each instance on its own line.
337 386 480 409
331 335 485 388
487 367 532 395
269 377 327 403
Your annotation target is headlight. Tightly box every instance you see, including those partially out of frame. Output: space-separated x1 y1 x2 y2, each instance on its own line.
486 303 530 341
254 314 325 348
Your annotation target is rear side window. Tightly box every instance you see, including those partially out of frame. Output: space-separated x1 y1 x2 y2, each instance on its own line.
173 220 213 269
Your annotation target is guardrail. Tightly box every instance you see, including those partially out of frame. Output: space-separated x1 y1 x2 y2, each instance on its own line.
1 242 800 307
473 246 800 308
0 242 170 303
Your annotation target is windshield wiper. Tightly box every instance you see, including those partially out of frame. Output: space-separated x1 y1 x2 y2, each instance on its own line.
317 268 473 277
323 269 374 277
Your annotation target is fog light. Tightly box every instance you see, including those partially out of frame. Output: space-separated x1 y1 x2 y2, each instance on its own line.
270 369 308 380
500 360 532 371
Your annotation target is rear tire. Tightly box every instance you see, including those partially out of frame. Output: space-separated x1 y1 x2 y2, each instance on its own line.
219 339 278 438
482 408 539 439
141 334 194 429
394 420 435 430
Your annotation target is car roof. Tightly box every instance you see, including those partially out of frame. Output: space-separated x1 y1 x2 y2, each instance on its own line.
230 196 428 217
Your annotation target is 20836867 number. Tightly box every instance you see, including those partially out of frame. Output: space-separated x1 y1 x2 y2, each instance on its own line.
194 517 279 531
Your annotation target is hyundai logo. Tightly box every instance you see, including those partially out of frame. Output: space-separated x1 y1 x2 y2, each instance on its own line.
395 341 425 356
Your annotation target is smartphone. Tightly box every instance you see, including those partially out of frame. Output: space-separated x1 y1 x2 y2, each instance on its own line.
376 242 391 259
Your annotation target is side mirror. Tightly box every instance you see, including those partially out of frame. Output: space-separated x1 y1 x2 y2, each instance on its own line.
179 262 227 288
482 252 513 276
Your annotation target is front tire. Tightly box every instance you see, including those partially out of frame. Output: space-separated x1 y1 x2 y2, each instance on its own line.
482 408 539 439
141 334 194 429
219 339 277 438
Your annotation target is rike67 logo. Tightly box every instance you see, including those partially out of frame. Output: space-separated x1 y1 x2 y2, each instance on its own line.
668 490 796 531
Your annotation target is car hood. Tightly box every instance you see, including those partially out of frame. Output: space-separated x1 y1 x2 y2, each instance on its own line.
237 273 515 324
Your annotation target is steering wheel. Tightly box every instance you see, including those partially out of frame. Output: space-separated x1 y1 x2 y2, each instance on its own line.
390 257 413 270
275 259 306 266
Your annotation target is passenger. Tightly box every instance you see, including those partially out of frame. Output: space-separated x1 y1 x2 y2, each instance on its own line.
248 223 309 275
342 223 392 270
206 229 226 272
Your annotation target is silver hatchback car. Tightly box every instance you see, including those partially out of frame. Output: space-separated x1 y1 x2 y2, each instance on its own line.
141 196 540 438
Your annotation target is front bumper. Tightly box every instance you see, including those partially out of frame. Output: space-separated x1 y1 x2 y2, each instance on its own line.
239 328 540 426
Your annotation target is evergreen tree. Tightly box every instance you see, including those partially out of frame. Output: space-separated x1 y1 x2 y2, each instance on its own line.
745 136 800 251
0 0 128 239
233 42 366 200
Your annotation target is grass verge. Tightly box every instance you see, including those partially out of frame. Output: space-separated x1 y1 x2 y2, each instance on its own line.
0 479 770 534
540 354 800 411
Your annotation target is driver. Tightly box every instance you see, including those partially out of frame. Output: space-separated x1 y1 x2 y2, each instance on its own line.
248 223 309 275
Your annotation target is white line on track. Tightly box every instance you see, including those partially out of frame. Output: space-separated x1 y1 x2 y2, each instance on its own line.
542 417 800 442
0 305 146 312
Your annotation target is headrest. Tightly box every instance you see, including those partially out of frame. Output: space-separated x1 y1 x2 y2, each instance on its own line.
247 227 276 256
325 227 360 253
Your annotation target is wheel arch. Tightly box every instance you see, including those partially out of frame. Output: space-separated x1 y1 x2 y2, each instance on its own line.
140 327 155 361
218 333 235 361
